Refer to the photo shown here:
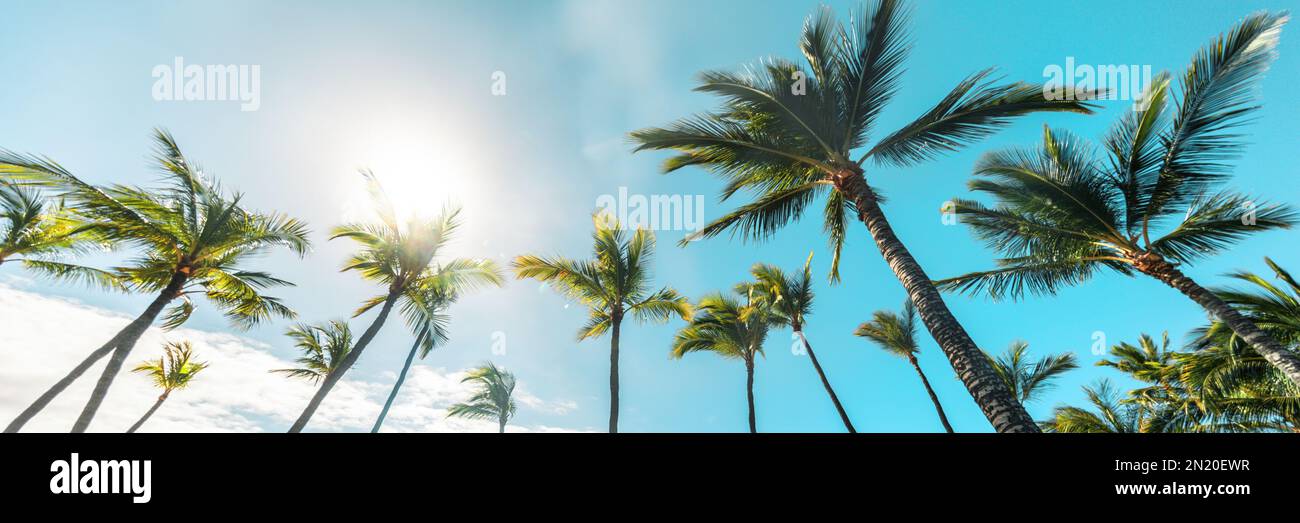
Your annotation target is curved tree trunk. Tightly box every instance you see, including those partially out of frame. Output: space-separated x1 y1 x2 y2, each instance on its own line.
1143 259 1300 387
832 168 1038 433
125 392 169 434
909 355 955 433
289 290 400 433
71 272 187 433
745 356 756 433
371 337 421 433
795 329 856 433
608 315 621 434
5 334 123 433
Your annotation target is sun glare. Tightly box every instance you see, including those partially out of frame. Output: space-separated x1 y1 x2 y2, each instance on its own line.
342 127 484 228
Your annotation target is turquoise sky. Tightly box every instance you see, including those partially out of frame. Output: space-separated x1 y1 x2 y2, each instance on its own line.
2 0 1298 432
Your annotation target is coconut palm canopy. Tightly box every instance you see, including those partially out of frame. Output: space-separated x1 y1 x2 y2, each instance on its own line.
1 1 1299 434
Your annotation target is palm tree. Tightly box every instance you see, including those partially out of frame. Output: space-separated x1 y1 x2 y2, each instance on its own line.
126 341 208 433
985 341 1078 404
272 320 355 385
1182 260 1300 430
672 290 773 433
1 129 310 433
371 258 504 433
748 254 855 432
936 13 1300 389
855 299 954 433
1042 380 1146 433
0 182 115 284
287 171 492 432
630 0 1097 432
446 362 518 433
513 215 691 433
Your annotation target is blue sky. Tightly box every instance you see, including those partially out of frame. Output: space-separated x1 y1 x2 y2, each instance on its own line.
2 0 1298 432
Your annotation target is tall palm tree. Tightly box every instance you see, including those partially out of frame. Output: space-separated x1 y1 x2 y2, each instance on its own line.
936 13 1300 389
672 290 773 433
513 215 691 433
287 171 485 432
1042 380 1146 433
855 299 954 433
371 258 504 433
1 129 310 433
985 341 1078 404
630 0 1097 432
748 254 855 432
0 182 115 284
272 320 355 385
126 341 209 433
447 362 518 433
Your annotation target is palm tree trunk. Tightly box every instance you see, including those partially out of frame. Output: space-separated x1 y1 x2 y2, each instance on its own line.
745 356 756 434
795 329 856 433
125 391 170 434
1142 258 1300 387
909 355 955 433
70 271 187 433
371 337 421 433
288 290 400 433
498 416 506 434
5 333 123 433
608 315 621 434
832 168 1038 433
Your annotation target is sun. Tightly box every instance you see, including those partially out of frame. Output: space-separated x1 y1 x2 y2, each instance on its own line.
342 125 485 225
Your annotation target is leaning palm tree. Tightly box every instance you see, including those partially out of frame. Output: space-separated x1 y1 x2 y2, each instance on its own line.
749 254 855 432
630 0 1097 432
272 320 355 385
287 171 485 432
371 258 504 433
0 182 115 283
2 129 310 433
446 362 518 433
855 299 954 433
125 341 209 433
936 13 1300 389
1042 380 1146 433
672 290 773 433
513 214 691 433
985 341 1078 404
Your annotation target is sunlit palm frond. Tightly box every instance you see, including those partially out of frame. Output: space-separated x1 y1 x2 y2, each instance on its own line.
131 341 209 391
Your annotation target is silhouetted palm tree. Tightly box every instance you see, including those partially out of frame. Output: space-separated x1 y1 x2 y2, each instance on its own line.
631 0 1096 432
855 299 953 432
288 171 483 432
2 129 310 432
513 215 691 433
447 362 518 433
126 341 208 433
938 13 1300 388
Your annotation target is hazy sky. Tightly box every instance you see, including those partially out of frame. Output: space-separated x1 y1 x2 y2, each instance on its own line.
2 0 1298 432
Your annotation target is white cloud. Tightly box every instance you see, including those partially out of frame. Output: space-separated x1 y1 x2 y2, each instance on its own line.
0 284 584 433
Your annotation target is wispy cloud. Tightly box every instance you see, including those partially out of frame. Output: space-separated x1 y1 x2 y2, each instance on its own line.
0 284 585 433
